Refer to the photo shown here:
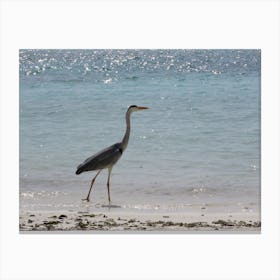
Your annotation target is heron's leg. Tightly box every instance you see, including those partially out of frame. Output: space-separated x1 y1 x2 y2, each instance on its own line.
82 170 102 202
107 167 112 204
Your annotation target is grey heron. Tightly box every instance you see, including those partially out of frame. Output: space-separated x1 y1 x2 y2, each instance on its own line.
75 105 149 203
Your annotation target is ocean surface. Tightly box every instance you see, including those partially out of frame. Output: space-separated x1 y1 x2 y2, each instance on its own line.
19 49 261 214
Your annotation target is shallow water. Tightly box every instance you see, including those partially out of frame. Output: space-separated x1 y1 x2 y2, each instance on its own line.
19 49 260 213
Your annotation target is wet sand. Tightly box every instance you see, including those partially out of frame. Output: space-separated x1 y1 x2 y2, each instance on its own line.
19 210 260 232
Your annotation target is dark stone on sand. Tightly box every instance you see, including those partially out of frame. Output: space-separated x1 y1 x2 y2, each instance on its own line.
164 221 174 226
153 220 164 225
28 219 33 223
254 221 261 227
41 220 62 230
184 222 208 228
77 221 88 229
58 214 67 219
185 222 197 228
82 214 96 218
237 221 249 227
104 219 117 226
213 220 235 226
146 221 153 226
43 220 61 225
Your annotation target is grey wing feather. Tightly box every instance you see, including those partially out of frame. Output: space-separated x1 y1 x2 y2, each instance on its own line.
76 143 123 175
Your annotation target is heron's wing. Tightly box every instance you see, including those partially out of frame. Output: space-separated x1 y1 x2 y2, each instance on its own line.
76 143 123 174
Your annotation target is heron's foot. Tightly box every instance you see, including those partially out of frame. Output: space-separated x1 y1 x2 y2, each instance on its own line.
82 198 90 202
101 204 121 208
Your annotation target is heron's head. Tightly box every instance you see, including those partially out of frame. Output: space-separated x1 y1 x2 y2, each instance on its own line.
128 105 149 113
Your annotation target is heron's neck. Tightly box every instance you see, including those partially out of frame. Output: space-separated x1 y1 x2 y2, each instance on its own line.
121 110 131 150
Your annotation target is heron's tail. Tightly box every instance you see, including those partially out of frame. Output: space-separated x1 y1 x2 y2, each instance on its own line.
75 164 83 175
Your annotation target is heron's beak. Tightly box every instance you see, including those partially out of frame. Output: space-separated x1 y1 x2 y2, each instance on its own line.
137 106 149 110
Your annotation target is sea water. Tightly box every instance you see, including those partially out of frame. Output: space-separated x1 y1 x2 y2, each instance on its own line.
19 49 260 213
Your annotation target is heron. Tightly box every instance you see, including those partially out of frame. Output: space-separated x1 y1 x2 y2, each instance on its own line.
75 105 149 203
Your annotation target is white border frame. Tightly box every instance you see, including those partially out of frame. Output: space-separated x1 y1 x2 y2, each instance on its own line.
1 1 279 279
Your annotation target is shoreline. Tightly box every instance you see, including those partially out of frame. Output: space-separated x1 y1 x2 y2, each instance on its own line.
19 210 261 232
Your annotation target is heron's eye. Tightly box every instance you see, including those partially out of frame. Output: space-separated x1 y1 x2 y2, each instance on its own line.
129 105 137 109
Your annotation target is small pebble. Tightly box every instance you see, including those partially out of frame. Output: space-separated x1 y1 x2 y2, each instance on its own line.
59 214 67 219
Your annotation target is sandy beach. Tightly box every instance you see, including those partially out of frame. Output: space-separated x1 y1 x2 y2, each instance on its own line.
19 209 260 232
